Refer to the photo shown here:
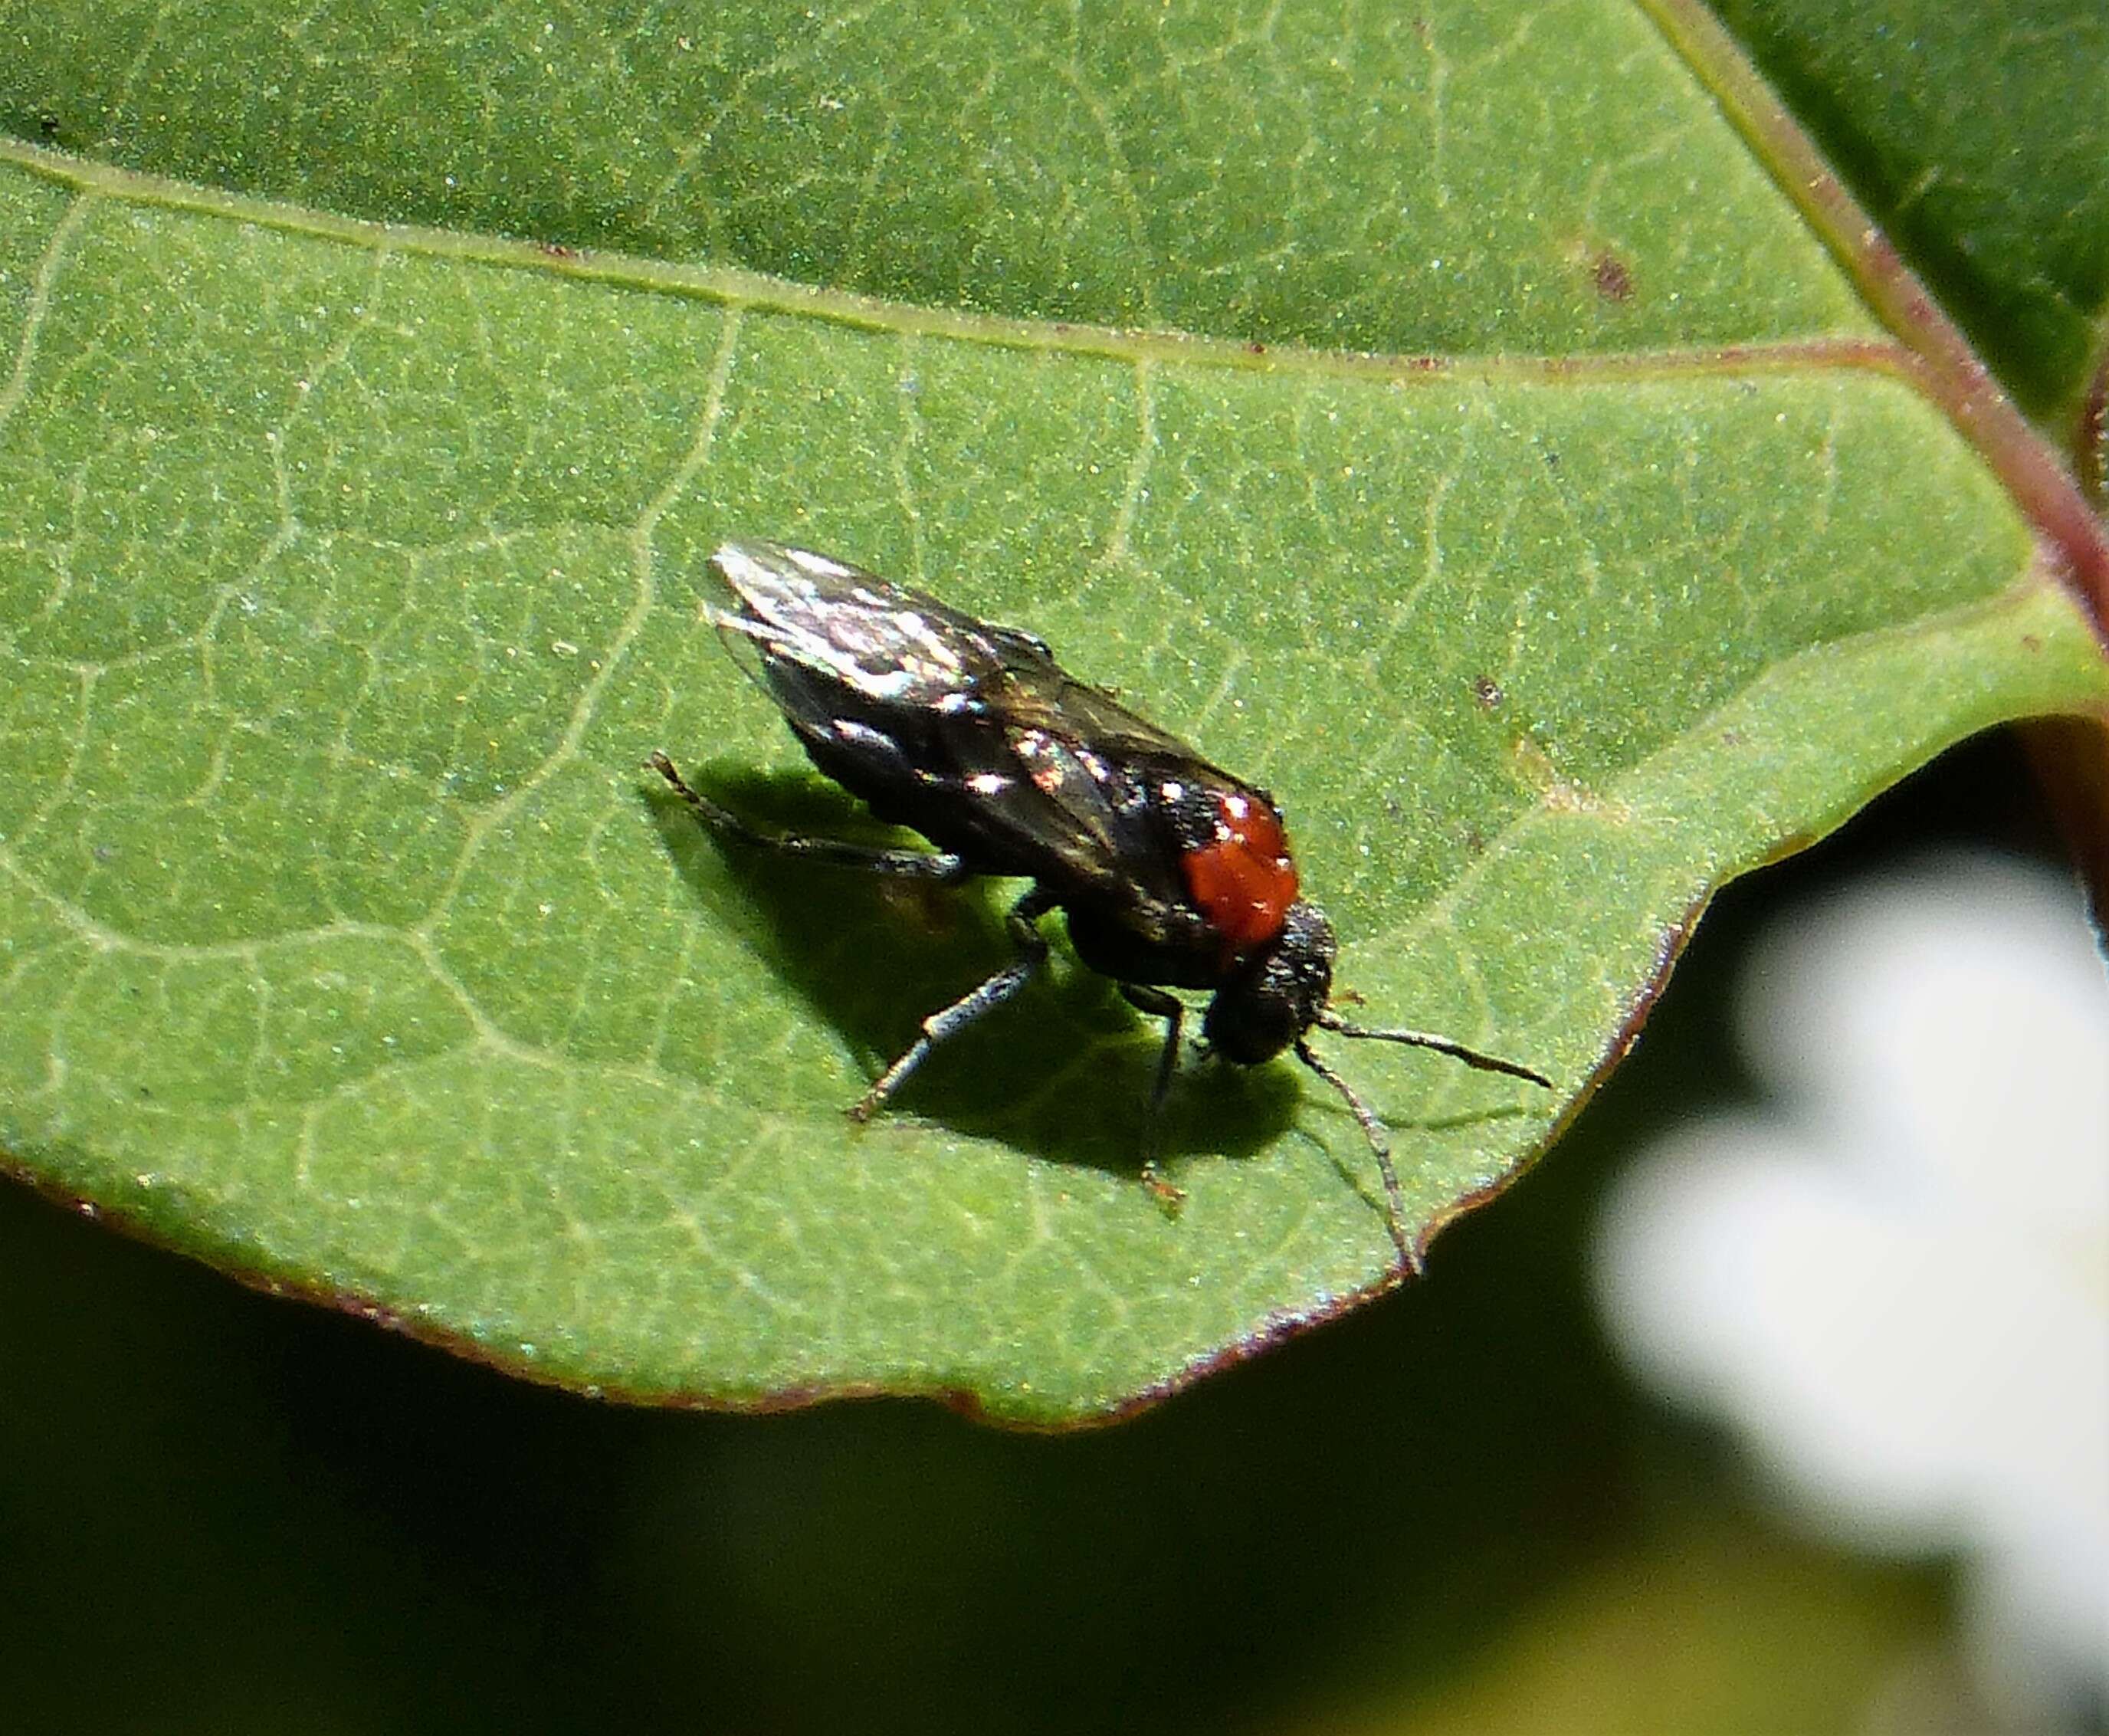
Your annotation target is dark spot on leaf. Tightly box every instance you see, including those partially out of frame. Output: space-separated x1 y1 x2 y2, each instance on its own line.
1472 675 1504 710
1592 251 1634 302
2022 634 2042 653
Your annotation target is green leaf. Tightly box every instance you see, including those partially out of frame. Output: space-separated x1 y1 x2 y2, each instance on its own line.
1705 0 2109 424
3 0 1878 356
2 1 2104 1423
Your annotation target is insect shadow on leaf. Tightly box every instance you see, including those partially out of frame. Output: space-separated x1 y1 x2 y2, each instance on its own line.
641 763 1300 1178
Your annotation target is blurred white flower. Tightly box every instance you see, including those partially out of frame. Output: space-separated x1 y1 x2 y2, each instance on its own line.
1595 851 2109 1727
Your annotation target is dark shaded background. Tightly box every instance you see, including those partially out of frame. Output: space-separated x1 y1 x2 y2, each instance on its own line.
0 727 2068 1735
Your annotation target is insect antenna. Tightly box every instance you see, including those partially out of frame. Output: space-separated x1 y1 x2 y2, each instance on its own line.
1312 1009 1553 1088
1292 1039 1417 1274
1298 1018 1554 1274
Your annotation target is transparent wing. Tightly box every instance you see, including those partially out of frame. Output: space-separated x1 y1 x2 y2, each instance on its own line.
707 539 1202 919
710 540 1199 748
710 539 1029 712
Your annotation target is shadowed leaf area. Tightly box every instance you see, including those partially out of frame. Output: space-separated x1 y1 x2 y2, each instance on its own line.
0 0 2103 1421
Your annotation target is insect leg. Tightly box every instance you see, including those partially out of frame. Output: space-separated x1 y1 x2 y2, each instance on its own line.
1117 984 1189 1209
850 888 1057 1121
1294 1039 1419 1275
649 751 969 883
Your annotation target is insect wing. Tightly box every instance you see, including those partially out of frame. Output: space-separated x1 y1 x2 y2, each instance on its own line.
972 656 1280 920
984 659 1207 766
709 539 1015 714
705 540 1194 917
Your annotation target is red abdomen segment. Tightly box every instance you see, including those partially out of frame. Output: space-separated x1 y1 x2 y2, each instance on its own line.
1182 792 1299 957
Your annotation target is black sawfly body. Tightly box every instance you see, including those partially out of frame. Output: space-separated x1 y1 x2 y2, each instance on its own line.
651 539 1551 1270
